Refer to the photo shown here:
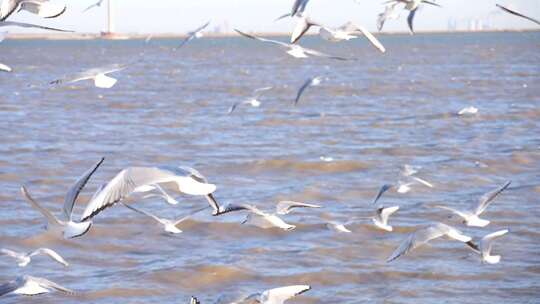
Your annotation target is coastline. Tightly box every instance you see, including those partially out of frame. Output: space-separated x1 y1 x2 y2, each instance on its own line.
4 28 539 40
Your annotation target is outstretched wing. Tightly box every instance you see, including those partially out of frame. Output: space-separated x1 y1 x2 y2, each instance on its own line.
372 184 393 205
20 186 60 225
262 285 311 303
234 29 290 48
480 229 509 255
81 166 216 221
0 21 73 32
30 248 69 267
474 181 511 215
275 201 321 215
122 203 166 225
63 158 105 221
496 4 540 25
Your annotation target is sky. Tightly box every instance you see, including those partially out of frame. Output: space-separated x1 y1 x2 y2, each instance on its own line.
4 0 540 34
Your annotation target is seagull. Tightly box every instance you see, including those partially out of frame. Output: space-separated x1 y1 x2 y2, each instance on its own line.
0 0 67 21
50 63 128 89
458 106 478 116
318 22 386 53
122 203 209 234
386 222 473 262
0 275 73 297
82 0 104 13
434 181 511 227
470 229 509 264
228 86 273 114
0 248 68 267
241 205 296 231
190 296 200 304
496 4 540 26
0 20 73 32
80 166 217 221
235 29 347 61
294 76 322 105
326 221 354 233
176 21 211 49
275 0 311 21
372 206 400 231
291 17 386 53
377 2 404 31
275 201 321 215
243 285 311 304
395 164 433 193
379 0 441 34
20 158 104 239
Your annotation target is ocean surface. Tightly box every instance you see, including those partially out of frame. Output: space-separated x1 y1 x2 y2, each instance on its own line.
0 32 539 303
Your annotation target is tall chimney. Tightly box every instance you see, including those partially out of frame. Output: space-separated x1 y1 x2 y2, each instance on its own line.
108 0 115 34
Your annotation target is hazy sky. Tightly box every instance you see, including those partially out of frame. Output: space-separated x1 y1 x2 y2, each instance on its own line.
5 0 540 34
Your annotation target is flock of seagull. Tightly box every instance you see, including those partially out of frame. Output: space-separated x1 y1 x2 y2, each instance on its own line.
0 0 534 302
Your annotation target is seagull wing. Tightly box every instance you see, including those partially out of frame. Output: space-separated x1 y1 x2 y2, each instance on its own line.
63 158 105 221
30 248 69 267
480 229 509 256
0 278 21 297
433 205 469 220
379 206 399 224
0 21 73 32
292 0 310 16
275 201 321 215
261 285 311 304
496 4 540 25
0 0 19 21
294 76 320 105
252 86 274 98
20 0 67 19
234 29 290 48
291 16 319 44
20 186 60 225
407 8 418 34
122 203 166 225
173 206 210 226
387 223 456 262
372 184 393 205
350 24 386 53
0 248 22 259
474 181 511 215
411 176 433 188
80 166 216 221
29 276 74 294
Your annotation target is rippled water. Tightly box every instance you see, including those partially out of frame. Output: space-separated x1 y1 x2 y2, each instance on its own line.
0 32 539 304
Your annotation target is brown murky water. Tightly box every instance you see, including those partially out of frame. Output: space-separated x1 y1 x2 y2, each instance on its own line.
0 32 539 303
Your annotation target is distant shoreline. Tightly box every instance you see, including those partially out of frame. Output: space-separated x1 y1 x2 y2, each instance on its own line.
5 29 539 40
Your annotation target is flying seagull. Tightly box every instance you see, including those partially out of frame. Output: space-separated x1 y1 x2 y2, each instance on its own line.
496 4 540 26
176 21 211 49
294 76 322 105
0 20 73 32
235 29 347 60
80 166 217 221
291 17 386 53
82 0 104 13
435 181 511 227
0 276 73 297
122 203 209 234
243 285 311 304
275 0 311 21
241 205 296 231
0 248 68 267
372 206 400 231
379 0 441 34
50 63 128 89
469 229 509 264
387 222 473 262
228 86 273 114
377 2 404 31
20 158 104 239
457 106 478 116
0 0 67 21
